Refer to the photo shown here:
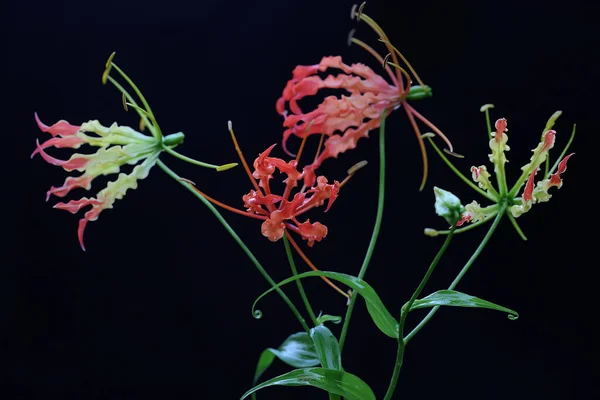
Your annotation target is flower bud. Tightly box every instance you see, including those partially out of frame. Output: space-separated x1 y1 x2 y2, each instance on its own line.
433 186 465 226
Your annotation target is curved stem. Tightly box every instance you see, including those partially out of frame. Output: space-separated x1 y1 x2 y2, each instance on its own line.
507 213 527 241
162 145 222 169
426 136 498 202
383 226 456 400
404 206 506 343
425 213 496 237
157 159 310 333
283 235 318 326
338 110 388 351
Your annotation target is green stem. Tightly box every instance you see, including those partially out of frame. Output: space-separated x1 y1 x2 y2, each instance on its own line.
157 159 310 333
282 235 318 326
507 213 527 241
383 226 456 400
404 206 506 344
426 137 498 202
162 145 222 169
106 76 155 137
111 64 157 127
425 212 497 237
484 106 493 141
547 124 576 177
338 110 388 352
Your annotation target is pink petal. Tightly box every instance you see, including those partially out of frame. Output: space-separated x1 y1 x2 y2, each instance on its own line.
33 140 89 171
77 219 88 251
35 112 81 137
54 197 102 214
31 136 85 158
46 174 94 200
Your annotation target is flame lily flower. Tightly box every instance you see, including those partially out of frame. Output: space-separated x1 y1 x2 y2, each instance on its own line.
425 105 575 239
32 53 232 250
276 2 453 189
243 144 339 246
183 122 363 299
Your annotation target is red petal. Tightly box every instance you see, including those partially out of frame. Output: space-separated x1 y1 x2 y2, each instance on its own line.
297 220 328 247
494 118 507 142
548 153 574 188
541 130 556 151
523 167 538 203
261 218 285 242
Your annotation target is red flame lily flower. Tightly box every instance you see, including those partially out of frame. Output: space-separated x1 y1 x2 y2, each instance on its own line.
276 4 453 189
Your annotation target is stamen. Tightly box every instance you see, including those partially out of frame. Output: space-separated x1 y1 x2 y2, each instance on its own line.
347 28 356 47
384 60 413 96
216 162 239 172
227 120 261 193
357 2 366 20
443 148 464 158
101 51 116 85
350 4 358 20
295 120 314 164
285 232 351 299
380 38 429 94
404 106 429 191
406 103 454 152
182 179 267 221
106 75 155 137
350 37 398 86
180 177 197 186
347 160 369 175
313 133 326 164
125 102 159 129
110 63 157 125
121 92 128 111
340 160 368 188
357 11 402 87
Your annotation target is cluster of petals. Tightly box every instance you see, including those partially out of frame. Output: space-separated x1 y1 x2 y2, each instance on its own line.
458 117 574 225
243 144 339 246
32 113 160 250
276 56 400 186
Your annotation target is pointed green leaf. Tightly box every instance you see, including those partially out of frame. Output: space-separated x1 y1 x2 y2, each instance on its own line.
253 332 319 385
310 325 342 400
407 290 519 320
316 313 342 325
253 271 399 338
310 325 342 371
241 368 375 400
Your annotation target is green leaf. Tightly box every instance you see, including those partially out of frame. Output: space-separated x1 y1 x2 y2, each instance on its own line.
253 271 399 338
241 368 375 400
253 332 319 386
316 313 342 325
310 325 342 371
310 325 342 400
407 290 519 320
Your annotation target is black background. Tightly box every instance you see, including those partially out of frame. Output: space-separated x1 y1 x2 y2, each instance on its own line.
2 0 598 399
